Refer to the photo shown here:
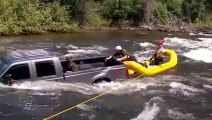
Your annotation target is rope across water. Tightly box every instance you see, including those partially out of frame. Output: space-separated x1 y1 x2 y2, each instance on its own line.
43 74 144 120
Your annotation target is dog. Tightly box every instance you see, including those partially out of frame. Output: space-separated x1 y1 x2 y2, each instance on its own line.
67 57 78 72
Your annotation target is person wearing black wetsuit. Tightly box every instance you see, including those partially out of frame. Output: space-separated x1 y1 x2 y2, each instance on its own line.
106 45 134 62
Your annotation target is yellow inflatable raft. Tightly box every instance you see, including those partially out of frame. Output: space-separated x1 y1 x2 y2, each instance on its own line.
123 49 178 76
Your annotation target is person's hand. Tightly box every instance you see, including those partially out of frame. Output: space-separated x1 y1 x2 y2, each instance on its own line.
149 57 154 61
161 55 165 58
105 57 109 61
116 58 122 62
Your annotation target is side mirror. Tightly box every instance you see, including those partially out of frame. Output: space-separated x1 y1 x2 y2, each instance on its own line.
4 74 15 86
5 74 12 80
0 74 13 85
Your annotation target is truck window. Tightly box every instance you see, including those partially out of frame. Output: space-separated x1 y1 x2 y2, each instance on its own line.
4 64 30 80
35 60 56 77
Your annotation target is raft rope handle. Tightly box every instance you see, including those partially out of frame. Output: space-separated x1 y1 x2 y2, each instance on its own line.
43 74 144 120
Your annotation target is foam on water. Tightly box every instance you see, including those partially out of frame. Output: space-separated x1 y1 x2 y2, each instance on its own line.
66 45 109 56
169 88 192 96
183 48 212 63
137 42 157 61
77 104 92 111
203 84 212 90
139 42 155 47
6 77 166 95
164 37 198 49
189 33 196 36
131 103 160 120
133 50 153 62
169 82 202 96
170 82 202 92
136 38 194 59
158 75 186 82
67 44 109 51
164 37 212 48
168 109 196 120
1 74 184 95
67 44 79 49
31 91 61 96
198 38 212 46
189 32 212 37
131 97 161 120
164 37 212 63
191 74 212 84
67 49 101 55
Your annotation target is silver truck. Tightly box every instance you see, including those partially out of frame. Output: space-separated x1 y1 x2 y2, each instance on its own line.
0 49 129 85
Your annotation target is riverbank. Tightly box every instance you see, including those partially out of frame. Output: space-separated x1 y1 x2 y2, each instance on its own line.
0 24 211 36
80 24 212 35
82 25 192 32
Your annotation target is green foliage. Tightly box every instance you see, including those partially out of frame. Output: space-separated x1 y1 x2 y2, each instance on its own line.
154 1 168 24
101 0 128 26
0 0 212 35
101 0 145 26
85 1 109 26
192 11 212 29
153 0 212 28
60 0 81 19
0 0 78 35
192 17 212 29
181 0 207 22
125 0 144 25
166 0 183 16
154 0 183 24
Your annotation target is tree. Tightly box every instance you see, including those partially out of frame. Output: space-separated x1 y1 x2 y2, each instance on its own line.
125 0 144 26
143 0 154 25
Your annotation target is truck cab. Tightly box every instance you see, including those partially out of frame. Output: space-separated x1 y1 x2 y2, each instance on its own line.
0 49 129 85
0 49 64 85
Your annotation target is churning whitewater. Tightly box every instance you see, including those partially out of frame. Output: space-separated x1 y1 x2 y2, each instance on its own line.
3 36 211 96
0 32 211 120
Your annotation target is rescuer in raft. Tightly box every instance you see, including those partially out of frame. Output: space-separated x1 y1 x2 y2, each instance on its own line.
105 45 137 62
147 40 167 66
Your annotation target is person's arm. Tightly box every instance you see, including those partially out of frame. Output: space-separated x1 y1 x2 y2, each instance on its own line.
105 55 112 61
107 55 113 59
119 55 128 61
117 51 129 61
159 47 167 58
106 52 118 61
149 51 157 60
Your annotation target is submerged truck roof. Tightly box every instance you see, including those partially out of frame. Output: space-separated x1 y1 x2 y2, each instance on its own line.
1 49 57 64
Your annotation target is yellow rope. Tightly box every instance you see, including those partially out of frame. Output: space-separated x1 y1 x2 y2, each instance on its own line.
43 74 143 120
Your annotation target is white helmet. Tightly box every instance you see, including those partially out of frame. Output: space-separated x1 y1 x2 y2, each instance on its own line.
115 45 122 50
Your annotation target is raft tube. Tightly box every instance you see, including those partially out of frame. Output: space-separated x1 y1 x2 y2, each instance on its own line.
123 49 178 76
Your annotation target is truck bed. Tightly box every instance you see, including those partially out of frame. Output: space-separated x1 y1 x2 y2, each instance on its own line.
0 49 128 85
61 56 122 73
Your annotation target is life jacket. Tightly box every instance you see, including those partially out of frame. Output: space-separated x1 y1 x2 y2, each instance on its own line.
123 49 130 59
116 53 125 58
115 49 130 59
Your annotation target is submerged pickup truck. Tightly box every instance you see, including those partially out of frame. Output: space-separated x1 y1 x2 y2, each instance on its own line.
0 49 129 85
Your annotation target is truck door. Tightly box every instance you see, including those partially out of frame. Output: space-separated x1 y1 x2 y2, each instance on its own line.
32 59 63 81
1 62 32 84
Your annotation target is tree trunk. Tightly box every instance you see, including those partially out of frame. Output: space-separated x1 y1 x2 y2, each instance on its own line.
76 0 86 26
143 0 154 25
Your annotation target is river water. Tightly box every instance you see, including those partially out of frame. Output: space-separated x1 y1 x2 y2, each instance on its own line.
0 31 211 120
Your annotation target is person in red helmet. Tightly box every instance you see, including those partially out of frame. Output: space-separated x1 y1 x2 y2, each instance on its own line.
148 40 167 66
